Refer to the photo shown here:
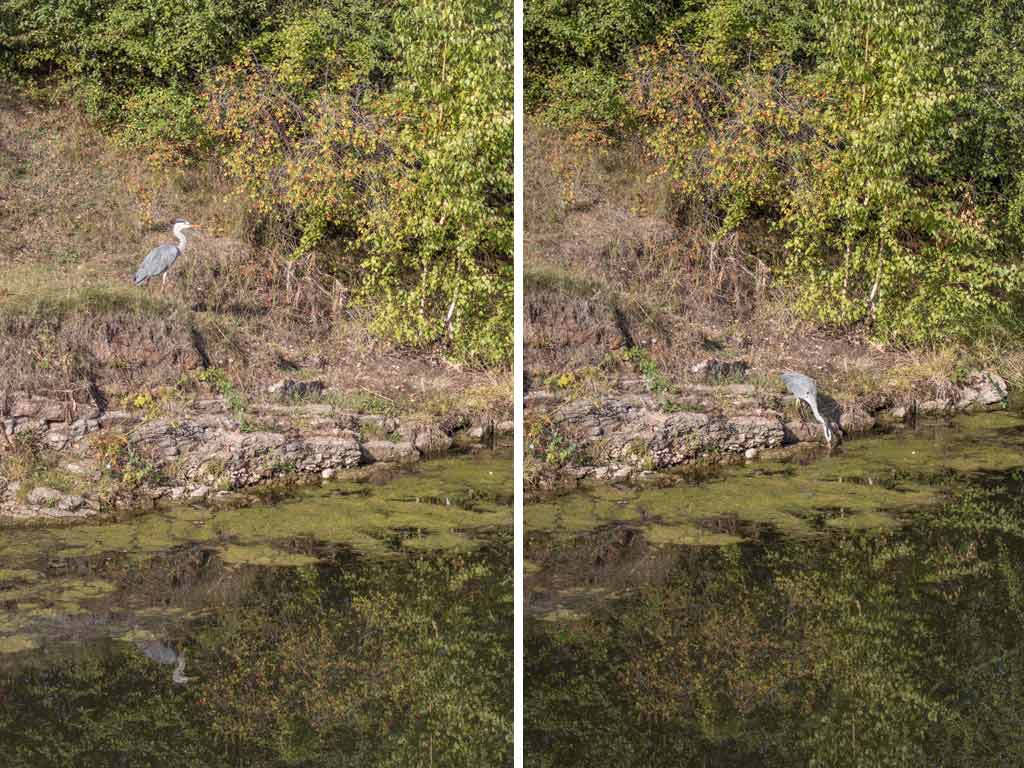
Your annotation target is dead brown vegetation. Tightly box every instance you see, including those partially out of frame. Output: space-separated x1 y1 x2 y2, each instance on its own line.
523 123 979 401
0 93 509 418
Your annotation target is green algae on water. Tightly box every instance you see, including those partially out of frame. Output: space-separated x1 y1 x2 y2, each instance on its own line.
824 508 904 531
0 569 43 584
0 452 512 654
0 634 39 655
527 411 1024 547
644 523 744 547
1 451 512 566
218 544 321 567
1 577 116 605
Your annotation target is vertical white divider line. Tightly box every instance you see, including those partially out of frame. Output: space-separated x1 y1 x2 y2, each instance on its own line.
513 0 525 759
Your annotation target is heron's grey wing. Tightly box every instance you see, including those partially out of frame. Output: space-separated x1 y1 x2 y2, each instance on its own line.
134 244 180 285
780 372 802 397
781 371 816 401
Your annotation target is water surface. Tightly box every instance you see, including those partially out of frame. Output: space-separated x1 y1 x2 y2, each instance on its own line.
0 451 512 767
526 413 1024 766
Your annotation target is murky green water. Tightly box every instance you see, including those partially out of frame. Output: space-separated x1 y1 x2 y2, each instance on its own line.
526 413 1024 766
0 451 512 767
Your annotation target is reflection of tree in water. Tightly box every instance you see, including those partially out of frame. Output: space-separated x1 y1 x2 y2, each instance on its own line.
0 537 512 768
527 481 1024 767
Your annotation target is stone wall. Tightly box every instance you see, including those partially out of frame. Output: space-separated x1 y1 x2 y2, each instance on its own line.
0 393 513 520
526 370 1010 484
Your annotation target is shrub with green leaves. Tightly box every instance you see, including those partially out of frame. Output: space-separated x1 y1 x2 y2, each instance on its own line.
205 0 512 365
525 0 676 126
361 0 513 365
780 0 1024 343
531 0 1024 346
2 0 271 154
4 0 512 367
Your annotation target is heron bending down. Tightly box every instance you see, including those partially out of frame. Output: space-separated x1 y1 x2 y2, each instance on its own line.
780 371 833 444
134 219 197 290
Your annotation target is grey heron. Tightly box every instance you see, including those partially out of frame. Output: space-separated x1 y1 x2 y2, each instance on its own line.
137 639 194 684
133 219 198 290
780 371 833 444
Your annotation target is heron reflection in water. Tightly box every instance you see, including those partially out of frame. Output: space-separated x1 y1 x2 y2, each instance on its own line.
136 639 194 685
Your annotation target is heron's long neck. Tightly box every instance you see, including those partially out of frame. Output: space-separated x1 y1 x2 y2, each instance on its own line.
175 229 188 250
807 398 824 424
172 653 191 684
808 399 831 440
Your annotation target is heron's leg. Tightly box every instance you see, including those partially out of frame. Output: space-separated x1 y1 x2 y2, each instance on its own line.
161 273 167 292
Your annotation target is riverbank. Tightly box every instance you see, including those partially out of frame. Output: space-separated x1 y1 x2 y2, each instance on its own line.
525 366 1009 489
0 95 511 521
1 390 512 520
525 126 1021 490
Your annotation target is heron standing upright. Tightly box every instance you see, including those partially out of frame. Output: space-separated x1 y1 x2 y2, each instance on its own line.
780 371 833 444
133 219 198 290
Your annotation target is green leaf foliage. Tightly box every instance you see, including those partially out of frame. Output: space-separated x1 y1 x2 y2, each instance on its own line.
529 0 1024 346
360 0 513 365
4 0 512 366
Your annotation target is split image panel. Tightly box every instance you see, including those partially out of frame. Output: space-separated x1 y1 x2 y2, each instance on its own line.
523 0 1024 765
0 0 512 765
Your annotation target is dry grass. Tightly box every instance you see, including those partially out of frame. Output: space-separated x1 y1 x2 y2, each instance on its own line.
525 122 774 318
523 123 1009 406
0 91 510 416
1000 356 1024 392
884 348 962 391
525 123 785 386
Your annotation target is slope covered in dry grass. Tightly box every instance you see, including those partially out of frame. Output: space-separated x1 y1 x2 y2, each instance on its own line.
0 92 509 422
525 125 1024 407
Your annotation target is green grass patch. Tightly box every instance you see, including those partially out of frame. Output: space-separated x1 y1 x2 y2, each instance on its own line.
0 281 172 324
328 390 398 417
525 264 608 299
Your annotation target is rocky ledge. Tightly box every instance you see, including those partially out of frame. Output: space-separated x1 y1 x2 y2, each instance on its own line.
1 395 512 520
526 369 1009 486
